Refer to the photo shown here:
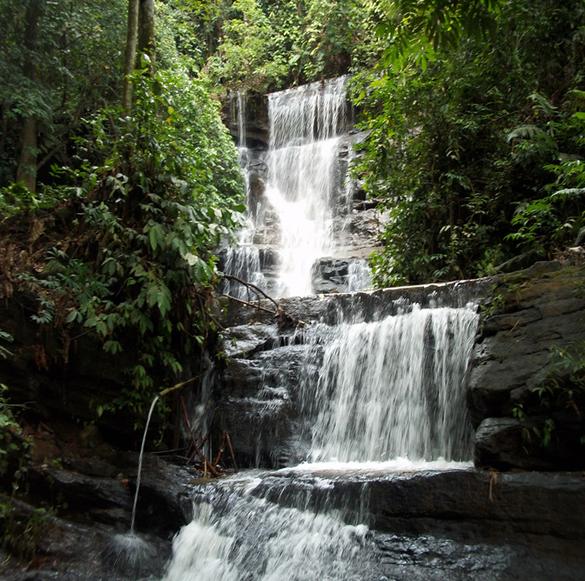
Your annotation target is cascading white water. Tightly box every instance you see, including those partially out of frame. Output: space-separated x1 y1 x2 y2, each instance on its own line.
164 476 374 581
222 91 267 299
221 232 266 300
165 78 482 580
301 304 479 463
346 259 372 292
266 77 348 296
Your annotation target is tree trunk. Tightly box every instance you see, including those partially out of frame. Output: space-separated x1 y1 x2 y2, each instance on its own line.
138 0 155 66
16 118 38 192
16 0 43 192
122 0 140 113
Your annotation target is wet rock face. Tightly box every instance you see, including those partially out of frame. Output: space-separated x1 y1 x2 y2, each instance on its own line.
183 467 585 581
470 261 585 469
217 340 309 467
224 92 269 149
474 417 529 469
311 258 349 293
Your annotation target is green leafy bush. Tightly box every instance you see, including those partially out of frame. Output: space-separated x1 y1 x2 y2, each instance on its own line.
21 67 244 420
513 342 585 455
354 0 585 286
507 94 585 254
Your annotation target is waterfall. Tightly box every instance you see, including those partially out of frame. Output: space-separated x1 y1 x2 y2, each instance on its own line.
266 77 348 297
300 305 479 463
222 91 266 298
221 234 266 300
166 78 482 579
346 259 372 292
164 476 375 581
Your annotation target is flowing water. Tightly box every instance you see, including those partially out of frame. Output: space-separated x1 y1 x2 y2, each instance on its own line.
164 78 482 580
346 258 372 291
221 91 266 299
301 305 478 463
221 78 373 298
164 475 375 581
265 77 348 296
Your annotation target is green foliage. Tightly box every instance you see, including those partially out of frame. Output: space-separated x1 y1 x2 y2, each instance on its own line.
22 67 244 420
374 0 502 70
507 95 585 255
355 0 585 286
206 0 381 92
513 342 585 450
206 0 287 91
0 0 127 186
0 332 28 483
0 384 31 487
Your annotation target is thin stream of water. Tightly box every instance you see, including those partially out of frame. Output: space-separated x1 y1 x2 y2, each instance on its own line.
130 395 159 534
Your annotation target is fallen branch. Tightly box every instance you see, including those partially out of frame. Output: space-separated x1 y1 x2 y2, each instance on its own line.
223 274 279 310
221 274 306 328
221 293 277 315
159 376 199 397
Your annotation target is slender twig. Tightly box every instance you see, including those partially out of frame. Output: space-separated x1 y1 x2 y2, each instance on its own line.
225 432 238 473
213 432 226 466
222 274 280 310
159 376 199 397
221 293 277 315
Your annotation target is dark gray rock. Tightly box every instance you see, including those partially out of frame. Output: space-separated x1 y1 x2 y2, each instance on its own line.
224 92 269 148
494 250 543 274
0 495 169 580
216 342 309 467
26 454 194 535
473 417 547 470
470 261 585 468
258 467 585 541
28 465 133 528
311 257 349 294
222 323 277 359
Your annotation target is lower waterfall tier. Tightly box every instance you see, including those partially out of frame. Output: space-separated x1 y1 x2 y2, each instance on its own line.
217 292 481 468
164 468 585 581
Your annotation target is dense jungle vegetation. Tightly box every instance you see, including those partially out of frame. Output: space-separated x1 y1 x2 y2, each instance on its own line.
0 0 584 435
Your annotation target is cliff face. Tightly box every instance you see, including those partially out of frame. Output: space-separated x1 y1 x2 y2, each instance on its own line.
470 260 585 470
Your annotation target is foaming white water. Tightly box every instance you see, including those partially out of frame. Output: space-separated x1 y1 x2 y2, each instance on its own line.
266 77 348 296
301 304 479 463
221 225 267 300
346 258 372 291
164 475 374 581
285 458 473 474
222 92 266 297
164 504 238 581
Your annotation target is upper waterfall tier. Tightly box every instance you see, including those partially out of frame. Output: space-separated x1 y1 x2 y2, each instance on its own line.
221 78 381 298
266 76 349 296
268 76 349 148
